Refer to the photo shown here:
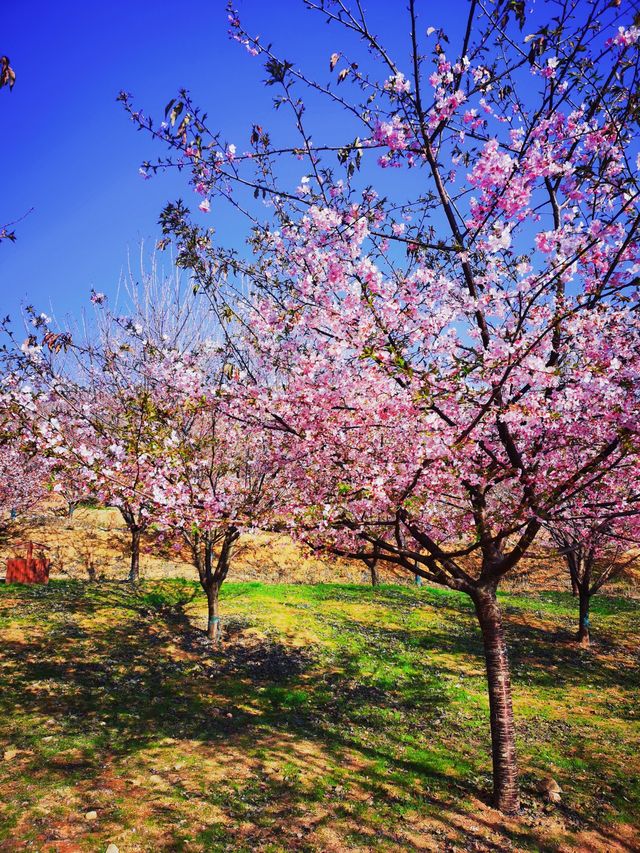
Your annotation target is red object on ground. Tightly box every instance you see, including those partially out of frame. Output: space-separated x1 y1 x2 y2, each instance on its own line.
6 542 50 584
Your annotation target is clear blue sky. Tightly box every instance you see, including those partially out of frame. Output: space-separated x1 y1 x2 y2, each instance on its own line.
0 0 465 322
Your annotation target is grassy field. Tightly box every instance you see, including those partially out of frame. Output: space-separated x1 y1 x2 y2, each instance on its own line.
0 580 638 852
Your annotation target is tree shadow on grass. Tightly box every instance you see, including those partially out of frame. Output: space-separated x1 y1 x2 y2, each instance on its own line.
0 581 637 852
305 588 640 693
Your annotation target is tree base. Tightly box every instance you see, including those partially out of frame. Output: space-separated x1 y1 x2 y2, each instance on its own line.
577 631 590 648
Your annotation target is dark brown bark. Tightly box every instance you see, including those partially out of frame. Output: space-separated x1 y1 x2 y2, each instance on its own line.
577 586 591 647
129 526 141 583
192 526 239 645
557 537 594 645
364 557 379 587
570 573 578 596
473 586 519 814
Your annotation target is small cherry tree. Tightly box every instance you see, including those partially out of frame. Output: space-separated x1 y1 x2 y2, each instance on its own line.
0 441 47 533
0 377 50 532
144 349 281 643
6 265 280 628
6 307 164 583
34 351 157 584
4 262 221 582
123 0 640 812
549 505 640 646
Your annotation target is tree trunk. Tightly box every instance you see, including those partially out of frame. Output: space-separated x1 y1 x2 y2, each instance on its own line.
577 586 591 647
474 587 519 814
370 562 380 586
206 582 222 644
570 573 578 596
129 526 141 583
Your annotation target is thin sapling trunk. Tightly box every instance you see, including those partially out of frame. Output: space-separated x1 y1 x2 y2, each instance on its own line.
129 525 141 583
192 526 240 645
364 553 380 586
119 507 144 584
577 585 591 647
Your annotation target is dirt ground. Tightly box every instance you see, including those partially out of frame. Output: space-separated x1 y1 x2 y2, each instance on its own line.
1 502 377 585
4 500 637 594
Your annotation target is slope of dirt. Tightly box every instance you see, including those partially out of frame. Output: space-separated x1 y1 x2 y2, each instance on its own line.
0 502 386 585
1 500 638 595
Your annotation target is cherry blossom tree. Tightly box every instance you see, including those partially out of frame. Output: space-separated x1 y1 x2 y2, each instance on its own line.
49 467 91 518
0 378 49 533
0 442 47 533
143 348 282 643
549 498 640 646
123 0 640 813
5 262 281 631
98 268 280 640
35 349 157 583
3 267 208 583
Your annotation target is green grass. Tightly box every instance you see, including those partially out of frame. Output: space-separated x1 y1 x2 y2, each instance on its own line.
0 579 638 851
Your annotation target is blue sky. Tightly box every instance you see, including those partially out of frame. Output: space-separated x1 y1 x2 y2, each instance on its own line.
2 0 445 323
2 0 635 326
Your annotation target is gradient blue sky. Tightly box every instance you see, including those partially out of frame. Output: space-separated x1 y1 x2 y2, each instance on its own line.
0 1 477 323
3 0 635 326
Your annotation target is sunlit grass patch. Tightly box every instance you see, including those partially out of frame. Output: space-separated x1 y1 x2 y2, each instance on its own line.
0 579 637 850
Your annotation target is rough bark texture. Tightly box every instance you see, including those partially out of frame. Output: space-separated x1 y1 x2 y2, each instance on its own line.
206 582 222 643
191 526 240 645
129 526 141 583
577 587 591 647
474 587 520 814
570 573 578 596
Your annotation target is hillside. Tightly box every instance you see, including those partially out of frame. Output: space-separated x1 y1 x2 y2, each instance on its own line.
1 501 638 595
1 503 378 585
